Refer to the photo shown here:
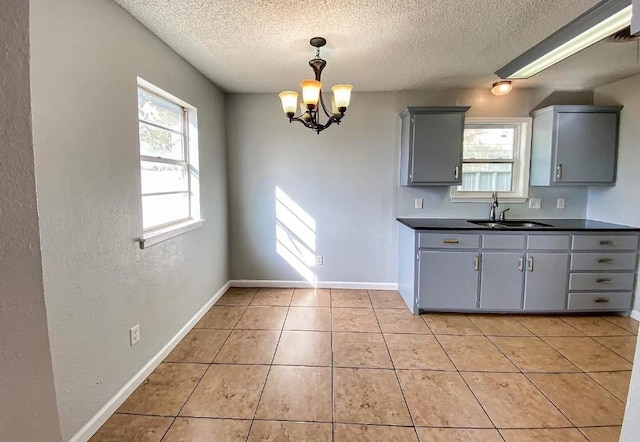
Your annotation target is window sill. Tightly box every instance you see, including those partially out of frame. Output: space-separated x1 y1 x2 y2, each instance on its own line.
139 219 205 249
450 196 528 203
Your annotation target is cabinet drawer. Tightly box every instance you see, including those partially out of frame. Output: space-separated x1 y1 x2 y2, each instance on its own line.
527 235 570 250
418 233 480 249
572 235 639 251
569 273 635 291
570 253 637 271
567 292 632 311
483 234 525 250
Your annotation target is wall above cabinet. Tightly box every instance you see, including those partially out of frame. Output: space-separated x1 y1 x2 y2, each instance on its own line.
530 105 623 187
399 106 470 186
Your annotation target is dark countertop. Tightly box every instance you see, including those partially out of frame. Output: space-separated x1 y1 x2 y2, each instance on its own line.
397 218 640 231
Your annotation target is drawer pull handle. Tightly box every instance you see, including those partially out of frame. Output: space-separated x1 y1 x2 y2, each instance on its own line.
473 256 480 272
595 297 610 303
596 278 613 284
599 240 616 246
454 166 460 180
527 257 534 272
443 239 459 244
597 258 615 264
518 257 524 272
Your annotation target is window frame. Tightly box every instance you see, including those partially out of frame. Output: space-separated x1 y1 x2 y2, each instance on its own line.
137 78 203 248
450 116 532 203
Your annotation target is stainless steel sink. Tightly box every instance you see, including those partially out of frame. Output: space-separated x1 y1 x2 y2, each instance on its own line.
468 220 553 229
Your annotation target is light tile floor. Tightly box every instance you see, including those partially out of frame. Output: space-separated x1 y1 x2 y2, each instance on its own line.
91 287 638 441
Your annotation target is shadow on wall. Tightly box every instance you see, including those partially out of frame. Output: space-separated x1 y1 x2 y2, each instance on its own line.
275 186 317 284
532 90 594 111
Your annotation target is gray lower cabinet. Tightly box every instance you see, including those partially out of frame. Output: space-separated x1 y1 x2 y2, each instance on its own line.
418 251 479 310
397 224 638 314
480 252 524 311
523 253 570 311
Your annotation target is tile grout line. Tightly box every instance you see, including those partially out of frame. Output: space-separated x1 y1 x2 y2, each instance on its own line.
431 333 502 438
471 320 581 433
158 288 250 441
244 290 292 442
370 295 421 441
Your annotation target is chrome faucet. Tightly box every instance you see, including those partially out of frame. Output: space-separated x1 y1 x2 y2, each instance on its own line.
489 191 499 221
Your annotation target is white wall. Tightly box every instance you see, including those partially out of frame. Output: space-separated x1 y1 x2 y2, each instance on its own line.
227 89 590 284
29 0 228 439
0 1 62 439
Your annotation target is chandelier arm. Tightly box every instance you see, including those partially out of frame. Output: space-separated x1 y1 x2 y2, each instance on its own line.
318 90 333 119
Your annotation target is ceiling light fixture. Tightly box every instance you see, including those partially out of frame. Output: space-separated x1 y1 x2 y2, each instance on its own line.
491 81 513 95
496 0 632 79
278 37 353 134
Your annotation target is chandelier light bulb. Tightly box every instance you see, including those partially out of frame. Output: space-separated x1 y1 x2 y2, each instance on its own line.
332 84 353 110
278 91 299 115
300 79 322 108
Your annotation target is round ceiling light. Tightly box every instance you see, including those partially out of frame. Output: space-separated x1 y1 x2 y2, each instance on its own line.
491 81 513 96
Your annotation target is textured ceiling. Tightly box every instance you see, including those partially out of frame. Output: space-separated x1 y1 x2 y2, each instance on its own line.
114 0 640 92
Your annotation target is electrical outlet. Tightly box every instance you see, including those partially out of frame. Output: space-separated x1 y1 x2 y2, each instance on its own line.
315 255 324 266
556 198 566 209
130 324 140 346
529 198 541 209
414 198 424 209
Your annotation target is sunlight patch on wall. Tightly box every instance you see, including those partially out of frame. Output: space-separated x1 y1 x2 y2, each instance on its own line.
275 186 317 284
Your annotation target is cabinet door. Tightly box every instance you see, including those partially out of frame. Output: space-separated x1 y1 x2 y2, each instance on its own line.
554 112 618 184
418 251 479 310
411 113 463 185
524 253 569 311
480 253 525 311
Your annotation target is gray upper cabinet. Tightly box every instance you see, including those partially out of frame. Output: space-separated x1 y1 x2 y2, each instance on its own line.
399 106 470 186
530 105 622 186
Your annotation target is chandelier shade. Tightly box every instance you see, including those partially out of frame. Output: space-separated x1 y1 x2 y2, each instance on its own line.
278 37 353 134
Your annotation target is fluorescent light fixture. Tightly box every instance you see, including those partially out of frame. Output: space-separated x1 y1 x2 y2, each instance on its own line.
496 0 632 79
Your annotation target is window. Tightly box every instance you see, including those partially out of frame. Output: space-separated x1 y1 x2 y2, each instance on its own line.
137 79 201 246
450 117 532 202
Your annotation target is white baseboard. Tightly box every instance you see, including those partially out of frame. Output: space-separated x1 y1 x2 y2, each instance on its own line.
631 310 640 321
229 279 398 291
70 281 230 442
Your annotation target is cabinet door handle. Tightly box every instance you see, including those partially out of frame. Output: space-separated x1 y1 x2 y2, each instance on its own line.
518 257 524 272
556 164 563 180
443 239 459 244
596 278 613 284
527 257 534 272
598 258 615 264
599 240 616 246
473 256 480 272
595 297 610 303
454 165 460 180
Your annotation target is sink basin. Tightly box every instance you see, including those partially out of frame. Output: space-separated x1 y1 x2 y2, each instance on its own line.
468 220 553 229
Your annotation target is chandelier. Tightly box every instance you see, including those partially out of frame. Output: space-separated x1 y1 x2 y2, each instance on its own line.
278 37 353 134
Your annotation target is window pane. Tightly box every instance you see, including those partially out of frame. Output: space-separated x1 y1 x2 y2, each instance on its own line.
142 193 190 230
139 122 185 160
459 163 513 192
141 161 188 194
138 88 183 132
463 127 515 160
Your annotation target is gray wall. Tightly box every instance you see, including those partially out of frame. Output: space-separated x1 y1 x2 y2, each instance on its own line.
29 0 228 438
227 89 589 284
588 73 640 441
0 1 62 439
589 74 640 310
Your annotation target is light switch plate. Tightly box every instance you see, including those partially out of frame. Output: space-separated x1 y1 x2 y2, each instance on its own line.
529 198 541 209
414 198 424 209
557 198 566 209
